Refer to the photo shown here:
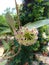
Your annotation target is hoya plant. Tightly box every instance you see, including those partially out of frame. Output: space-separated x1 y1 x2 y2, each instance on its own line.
0 0 49 65
0 14 49 65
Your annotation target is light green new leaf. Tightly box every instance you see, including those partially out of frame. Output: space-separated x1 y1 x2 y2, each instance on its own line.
25 19 49 29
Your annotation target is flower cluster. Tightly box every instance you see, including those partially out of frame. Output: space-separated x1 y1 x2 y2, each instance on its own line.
16 27 38 46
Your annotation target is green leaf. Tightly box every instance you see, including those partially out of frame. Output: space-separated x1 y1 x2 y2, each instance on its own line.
2 40 10 50
0 28 11 35
43 2 49 6
0 60 7 65
27 3 32 7
35 0 43 3
25 19 49 29
5 13 16 31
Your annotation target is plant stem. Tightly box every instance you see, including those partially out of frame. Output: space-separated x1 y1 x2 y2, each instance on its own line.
15 0 21 28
